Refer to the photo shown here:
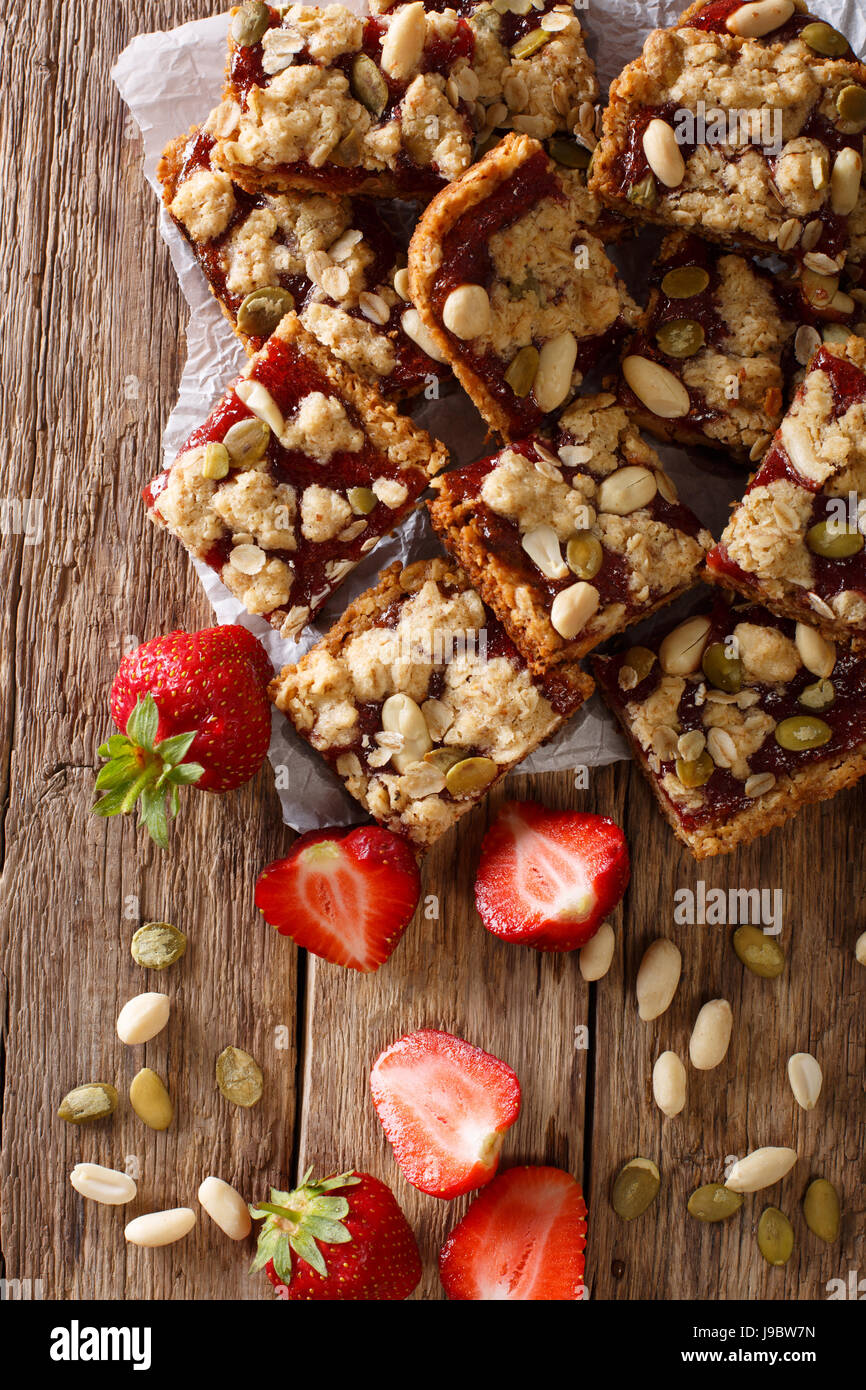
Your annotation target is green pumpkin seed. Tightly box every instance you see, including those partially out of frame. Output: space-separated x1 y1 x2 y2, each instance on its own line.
332 129 362 167
424 748 465 774
348 486 377 515
350 53 388 117
803 1178 840 1243
627 173 657 209
216 1046 263 1108
223 417 270 469
623 645 656 683
445 756 498 797
612 1158 660 1221
58 1082 118 1125
837 85 866 124
566 531 603 580
129 1068 173 1131
801 21 848 57
732 924 785 980
231 0 269 48
676 750 714 788
806 519 864 559
202 442 230 481
757 1207 794 1266
661 265 710 300
656 319 706 359
548 138 591 170
798 678 836 712
701 642 743 694
237 286 294 338
505 345 539 397
774 715 832 752
687 1182 744 1223
131 922 187 971
511 28 550 59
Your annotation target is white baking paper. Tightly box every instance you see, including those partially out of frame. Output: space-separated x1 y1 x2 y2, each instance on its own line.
111 1 866 829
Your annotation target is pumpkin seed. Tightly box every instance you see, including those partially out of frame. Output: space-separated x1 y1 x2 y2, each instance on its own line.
701 642 743 694
627 173 657 209
231 0 269 47
129 1068 173 1131
798 677 835 712
548 138 591 169
623 645 656 683
655 319 706 359
504 345 539 397
131 921 187 971
661 265 710 299
566 532 603 580
444 756 498 797
223 417 270 468
732 924 785 979
351 54 388 117
774 715 832 751
511 28 550 59
687 1183 744 1223
806 519 864 559
237 286 294 338
332 129 362 167
348 486 377 514
676 750 714 788
612 1158 660 1220
801 21 848 56
216 1045 263 1108
837 85 866 124
803 1178 840 1243
423 748 465 774
757 1207 794 1266
58 1082 118 1125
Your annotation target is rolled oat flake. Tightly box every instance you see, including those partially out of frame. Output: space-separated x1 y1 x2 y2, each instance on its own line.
216 1045 264 1108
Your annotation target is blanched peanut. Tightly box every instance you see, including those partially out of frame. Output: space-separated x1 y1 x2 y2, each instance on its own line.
689 999 733 1070
125 1208 197 1247
550 581 599 639
622 355 691 419
579 922 615 982
652 1050 686 1117
725 0 794 39
116 992 170 1045
659 616 711 676
380 2 426 81
442 284 491 340
642 119 685 187
533 332 577 413
70 1163 137 1206
725 1147 797 1193
198 1176 253 1241
636 938 682 1021
787 1052 822 1111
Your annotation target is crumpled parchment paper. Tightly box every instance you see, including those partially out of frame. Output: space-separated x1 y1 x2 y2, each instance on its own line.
111 0 866 829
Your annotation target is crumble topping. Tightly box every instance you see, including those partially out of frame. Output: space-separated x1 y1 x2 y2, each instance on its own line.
168 167 236 242
211 469 297 551
480 448 595 538
280 391 364 463
300 484 354 542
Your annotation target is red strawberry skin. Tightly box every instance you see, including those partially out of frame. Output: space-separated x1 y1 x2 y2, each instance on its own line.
475 801 630 952
110 626 272 792
439 1166 587 1301
370 1029 521 1199
262 1172 422 1301
255 825 420 972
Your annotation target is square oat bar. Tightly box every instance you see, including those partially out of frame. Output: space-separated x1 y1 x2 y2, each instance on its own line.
428 393 713 674
408 132 638 438
158 124 449 397
269 556 593 850
593 593 866 858
706 335 866 643
210 1 598 199
589 1 866 265
617 232 797 462
144 314 447 642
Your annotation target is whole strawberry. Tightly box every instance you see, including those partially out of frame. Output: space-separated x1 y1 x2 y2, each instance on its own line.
250 1170 422 1301
93 626 272 846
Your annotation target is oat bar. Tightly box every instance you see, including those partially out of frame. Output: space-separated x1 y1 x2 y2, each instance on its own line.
144 313 447 641
593 593 866 858
428 393 713 674
408 132 638 437
269 556 593 849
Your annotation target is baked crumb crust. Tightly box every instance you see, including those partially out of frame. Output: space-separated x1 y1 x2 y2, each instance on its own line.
270 557 594 850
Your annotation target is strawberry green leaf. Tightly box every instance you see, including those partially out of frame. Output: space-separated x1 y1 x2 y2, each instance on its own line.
289 1229 328 1278
272 1240 294 1286
164 761 205 785
154 730 197 765
303 1216 352 1246
91 786 133 818
140 785 169 850
94 756 140 791
125 695 159 751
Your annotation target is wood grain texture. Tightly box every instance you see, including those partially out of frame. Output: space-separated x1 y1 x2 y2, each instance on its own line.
1 0 863 1304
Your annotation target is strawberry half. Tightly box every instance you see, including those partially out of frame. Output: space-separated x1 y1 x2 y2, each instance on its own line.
370 1029 521 1199
474 801 630 951
255 825 420 972
439 1166 588 1301
251 1169 421 1301
93 626 272 846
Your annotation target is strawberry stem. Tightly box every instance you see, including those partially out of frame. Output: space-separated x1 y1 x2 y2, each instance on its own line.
92 694 204 849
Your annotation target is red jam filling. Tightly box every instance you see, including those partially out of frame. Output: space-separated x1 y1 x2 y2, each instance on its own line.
685 1 851 55
595 597 866 830
148 336 426 618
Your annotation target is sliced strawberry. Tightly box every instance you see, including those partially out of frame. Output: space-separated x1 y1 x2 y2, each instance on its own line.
370 1029 521 1199
255 825 420 972
474 801 630 952
439 1166 588 1301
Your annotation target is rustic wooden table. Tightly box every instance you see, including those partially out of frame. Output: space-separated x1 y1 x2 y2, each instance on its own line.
1 0 863 1303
